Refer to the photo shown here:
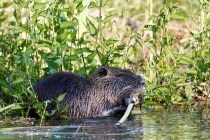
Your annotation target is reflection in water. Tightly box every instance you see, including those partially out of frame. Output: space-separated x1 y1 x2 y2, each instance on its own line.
0 108 210 140
137 110 210 140
0 116 143 140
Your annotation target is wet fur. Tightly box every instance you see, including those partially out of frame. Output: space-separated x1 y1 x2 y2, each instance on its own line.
34 67 144 119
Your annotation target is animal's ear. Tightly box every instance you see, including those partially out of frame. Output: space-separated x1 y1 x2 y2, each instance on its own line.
97 67 108 77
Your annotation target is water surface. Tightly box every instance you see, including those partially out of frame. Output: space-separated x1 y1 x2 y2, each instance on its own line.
0 108 209 140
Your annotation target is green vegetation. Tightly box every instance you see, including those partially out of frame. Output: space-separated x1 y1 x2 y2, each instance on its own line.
0 0 209 119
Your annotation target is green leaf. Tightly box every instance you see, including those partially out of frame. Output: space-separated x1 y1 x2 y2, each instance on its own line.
165 47 175 62
100 0 108 6
86 17 98 37
88 1 97 8
13 55 24 63
13 10 20 22
186 69 197 75
103 14 118 24
204 52 210 59
185 84 193 98
33 102 44 108
116 45 126 50
74 48 93 54
44 60 58 69
144 25 158 32
86 51 97 63
105 39 118 46
14 0 27 8
171 13 188 20
25 49 33 58
67 54 79 61
62 31 71 41
50 109 57 116
0 103 19 112
11 103 27 110
8 26 25 33
12 77 24 84
0 56 5 62
0 79 9 87
171 95 182 104
37 39 53 46
200 0 209 5
113 53 122 57
76 1 86 14
156 86 167 92
53 57 64 65
45 57 64 69
33 2 48 11
60 21 77 29
163 71 173 77
148 44 157 56
61 105 69 114
177 54 193 64
61 115 69 119
70 30 77 41
143 101 159 106
57 93 66 102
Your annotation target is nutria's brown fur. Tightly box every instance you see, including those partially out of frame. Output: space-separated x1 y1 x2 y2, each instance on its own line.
34 67 144 119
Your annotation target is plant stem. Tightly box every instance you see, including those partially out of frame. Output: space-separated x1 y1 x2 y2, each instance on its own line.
40 102 48 127
148 0 154 81
25 0 33 90
97 0 104 66
199 3 205 33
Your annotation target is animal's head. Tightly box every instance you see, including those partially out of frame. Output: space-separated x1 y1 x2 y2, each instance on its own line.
90 67 144 116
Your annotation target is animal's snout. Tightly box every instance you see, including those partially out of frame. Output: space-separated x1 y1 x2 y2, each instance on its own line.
122 96 141 106
137 76 144 85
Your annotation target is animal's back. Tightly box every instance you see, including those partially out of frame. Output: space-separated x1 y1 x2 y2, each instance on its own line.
34 72 86 101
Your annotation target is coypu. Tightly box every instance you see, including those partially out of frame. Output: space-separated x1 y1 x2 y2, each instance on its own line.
34 67 144 119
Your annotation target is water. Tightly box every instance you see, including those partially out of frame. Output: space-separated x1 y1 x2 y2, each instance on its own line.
0 108 210 140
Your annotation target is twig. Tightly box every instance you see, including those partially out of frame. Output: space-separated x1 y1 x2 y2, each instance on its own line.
75 124 82 133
